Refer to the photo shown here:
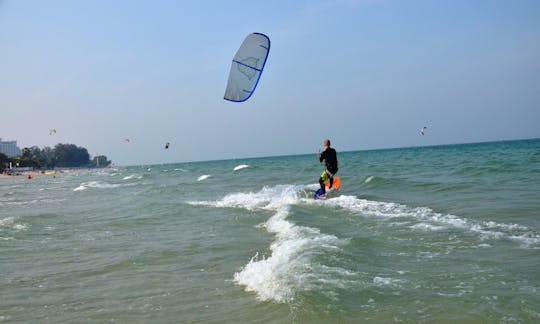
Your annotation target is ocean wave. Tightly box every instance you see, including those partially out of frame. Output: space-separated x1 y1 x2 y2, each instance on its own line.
189 185 351 303
233 164 249 171
0 217 28 231
189 184 539 303
0 217 15 227
318 195 539 248
409 223 446 231
197 175 211 182
122 174 143 180
372 276 406 288
0 198 67 207
190 185 303 211
73 181 134 192
12 224 28 231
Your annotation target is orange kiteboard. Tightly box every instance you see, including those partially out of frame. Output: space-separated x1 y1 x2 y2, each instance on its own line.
325 176 341 191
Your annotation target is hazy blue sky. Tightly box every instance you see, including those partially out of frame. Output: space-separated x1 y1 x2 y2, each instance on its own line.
1 0 539 165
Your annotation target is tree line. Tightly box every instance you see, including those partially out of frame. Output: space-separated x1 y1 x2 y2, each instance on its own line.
0 143 111 171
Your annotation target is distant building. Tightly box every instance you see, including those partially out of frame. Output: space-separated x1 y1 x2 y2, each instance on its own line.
0 138 22 157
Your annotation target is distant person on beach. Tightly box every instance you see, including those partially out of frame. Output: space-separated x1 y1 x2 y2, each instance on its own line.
318 139 338 196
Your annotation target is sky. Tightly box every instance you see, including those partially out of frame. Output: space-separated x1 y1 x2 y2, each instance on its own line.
1 0 539 165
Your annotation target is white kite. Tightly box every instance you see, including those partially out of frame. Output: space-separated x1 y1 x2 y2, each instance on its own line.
224 33 270 102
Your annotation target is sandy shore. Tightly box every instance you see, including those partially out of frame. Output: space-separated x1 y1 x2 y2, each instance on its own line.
0 168 104 179
1 170 59 179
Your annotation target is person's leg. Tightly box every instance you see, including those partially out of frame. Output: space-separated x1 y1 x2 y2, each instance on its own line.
329 176 334 190
319 170 328 194
319 177 326 194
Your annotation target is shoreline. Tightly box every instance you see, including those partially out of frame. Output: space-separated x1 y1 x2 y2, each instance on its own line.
1 167 110 179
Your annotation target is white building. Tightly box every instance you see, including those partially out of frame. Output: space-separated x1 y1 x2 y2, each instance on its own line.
0 138 22 157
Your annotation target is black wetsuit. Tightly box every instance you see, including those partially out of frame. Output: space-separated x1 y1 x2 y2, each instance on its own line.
319 147 338 194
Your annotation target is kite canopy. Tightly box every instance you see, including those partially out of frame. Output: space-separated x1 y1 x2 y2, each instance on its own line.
224 32 270 102
165 142 170 149
49 129 56 135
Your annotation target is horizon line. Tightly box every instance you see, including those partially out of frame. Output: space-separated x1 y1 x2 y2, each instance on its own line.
121 137 540 168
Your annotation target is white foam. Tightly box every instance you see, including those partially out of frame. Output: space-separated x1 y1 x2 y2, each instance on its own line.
122 174 142 180
190 184 350 303
233 164 249 171
410 223 445 231
306 183 320 190
0 218 27 231
73 185 87 191
197 175 211 182
509 234 540 247
190 185 540 301
482 221 528 231
235 206 347 302
0 217 15 227
13 224 28 231
309 195 419 219
319 195 539 248
189 185 302 211
73 181 132 192
373 276 405 288
364 176 375 183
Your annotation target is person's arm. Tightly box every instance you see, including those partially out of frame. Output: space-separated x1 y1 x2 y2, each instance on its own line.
319 149 326 163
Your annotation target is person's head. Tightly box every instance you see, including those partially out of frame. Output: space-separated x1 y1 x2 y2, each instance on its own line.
323 139 331 148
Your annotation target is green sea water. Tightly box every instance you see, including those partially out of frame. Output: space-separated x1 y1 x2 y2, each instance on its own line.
1 139 539 323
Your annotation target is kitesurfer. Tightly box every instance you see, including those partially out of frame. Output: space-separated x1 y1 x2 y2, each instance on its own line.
318 139 338 196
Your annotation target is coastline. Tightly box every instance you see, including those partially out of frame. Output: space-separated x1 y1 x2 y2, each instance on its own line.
0 167 111 179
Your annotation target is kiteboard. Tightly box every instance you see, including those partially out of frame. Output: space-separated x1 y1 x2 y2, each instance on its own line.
314 177 341 200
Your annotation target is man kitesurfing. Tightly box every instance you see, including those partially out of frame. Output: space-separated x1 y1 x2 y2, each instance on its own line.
317 139 339 198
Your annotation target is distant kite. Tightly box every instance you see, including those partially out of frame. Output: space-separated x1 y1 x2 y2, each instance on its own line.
165 142 170 149
420 127 427 136
124 138 130 143
49 129 57 136
224 32 270 102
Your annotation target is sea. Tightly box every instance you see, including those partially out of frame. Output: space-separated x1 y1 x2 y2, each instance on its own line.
1 139 539 323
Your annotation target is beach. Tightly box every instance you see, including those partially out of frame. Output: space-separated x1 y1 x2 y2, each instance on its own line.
1 168 106 179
